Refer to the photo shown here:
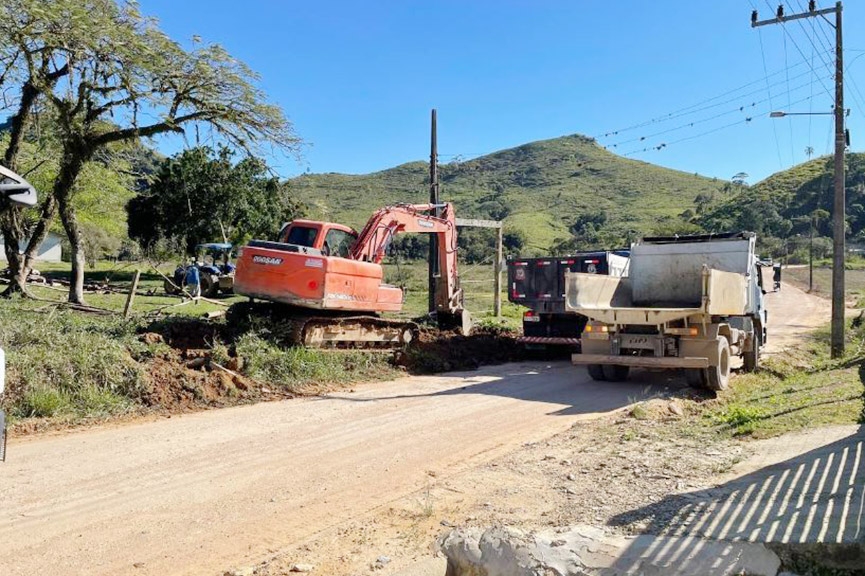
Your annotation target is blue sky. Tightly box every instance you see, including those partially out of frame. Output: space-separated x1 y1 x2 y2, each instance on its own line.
139 0 864 184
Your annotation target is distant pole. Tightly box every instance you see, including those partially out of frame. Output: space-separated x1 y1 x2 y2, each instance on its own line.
494 225 503 317
752 1 845 357
809 214 815 292
428 109 440 314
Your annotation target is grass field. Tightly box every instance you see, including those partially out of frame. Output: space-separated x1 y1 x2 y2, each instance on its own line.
24 258 523 328
784 265 865 306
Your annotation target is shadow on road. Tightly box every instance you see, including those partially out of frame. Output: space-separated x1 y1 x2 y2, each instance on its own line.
328 362 711 418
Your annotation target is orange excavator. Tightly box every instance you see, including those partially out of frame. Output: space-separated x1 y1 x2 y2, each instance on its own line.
232 202 470 347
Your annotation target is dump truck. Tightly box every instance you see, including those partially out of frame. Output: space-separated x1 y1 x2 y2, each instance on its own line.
507 251 629 347
565 232 766 390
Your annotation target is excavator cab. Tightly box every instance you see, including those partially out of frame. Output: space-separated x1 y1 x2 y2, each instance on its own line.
274 220 358 258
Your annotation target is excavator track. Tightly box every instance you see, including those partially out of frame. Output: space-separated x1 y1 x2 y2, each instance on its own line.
227 302 418 349
295 316 419 349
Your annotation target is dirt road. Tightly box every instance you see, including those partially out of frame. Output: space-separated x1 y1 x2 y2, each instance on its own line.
0 281 827 576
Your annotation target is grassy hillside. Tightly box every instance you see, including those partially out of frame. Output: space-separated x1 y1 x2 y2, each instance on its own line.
698 152 865 258
292 134 729 252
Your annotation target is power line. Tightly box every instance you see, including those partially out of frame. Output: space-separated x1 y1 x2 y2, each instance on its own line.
604 75 824 150
594 55 827 139
757 22 785 167
762 0 834 99
621 91 820 157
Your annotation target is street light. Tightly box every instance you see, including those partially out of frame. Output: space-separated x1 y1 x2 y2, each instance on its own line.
770 110 834 118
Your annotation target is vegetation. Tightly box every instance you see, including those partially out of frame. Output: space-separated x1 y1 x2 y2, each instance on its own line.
698 153 865 260
0 0 299 303
293 134 730 253
128 146 303 253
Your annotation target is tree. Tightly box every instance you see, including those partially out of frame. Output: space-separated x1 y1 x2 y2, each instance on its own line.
128 146 303 253
805 146 815 159
731 172 749 186
0 0 300 303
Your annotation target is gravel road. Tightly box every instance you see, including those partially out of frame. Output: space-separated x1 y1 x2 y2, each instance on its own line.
0 280 827 575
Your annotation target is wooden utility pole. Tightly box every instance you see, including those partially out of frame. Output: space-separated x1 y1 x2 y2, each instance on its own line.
494 225 504 317
752 1 846 357
428 109 440 314
831 2 845 357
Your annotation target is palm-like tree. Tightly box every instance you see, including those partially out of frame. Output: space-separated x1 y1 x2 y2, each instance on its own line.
805 146 815 159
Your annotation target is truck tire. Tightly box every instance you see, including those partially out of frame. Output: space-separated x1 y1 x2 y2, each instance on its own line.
587 364 607 381
602 365 630 381
743 332 761 373
684 368 706 388
705 337 731 391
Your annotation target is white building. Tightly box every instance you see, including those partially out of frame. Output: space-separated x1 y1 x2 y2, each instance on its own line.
0 231 63 263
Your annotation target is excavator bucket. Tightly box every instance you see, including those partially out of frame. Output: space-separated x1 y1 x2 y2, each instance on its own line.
437 309 472 336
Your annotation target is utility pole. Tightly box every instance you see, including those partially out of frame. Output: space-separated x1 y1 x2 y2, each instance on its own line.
752 1 846 357
428 109 440 314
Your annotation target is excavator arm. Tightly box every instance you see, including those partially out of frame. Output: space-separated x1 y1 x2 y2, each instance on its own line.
351 203 466 322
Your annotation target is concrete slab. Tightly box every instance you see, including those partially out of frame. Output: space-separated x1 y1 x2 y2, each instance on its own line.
440 526 781 576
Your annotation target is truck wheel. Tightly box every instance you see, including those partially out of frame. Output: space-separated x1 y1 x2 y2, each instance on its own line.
684 368 706 388
743 332 761 373
602 365 630 381
587 364 607 381
705 337 731 391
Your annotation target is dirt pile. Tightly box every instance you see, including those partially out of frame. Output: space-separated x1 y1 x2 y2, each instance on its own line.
136 323 290 413
398 326 524 373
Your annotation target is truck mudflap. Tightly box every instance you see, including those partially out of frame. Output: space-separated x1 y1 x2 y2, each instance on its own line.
571 353 710 369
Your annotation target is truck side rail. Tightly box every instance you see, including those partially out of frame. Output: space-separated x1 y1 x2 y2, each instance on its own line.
564 266 749 325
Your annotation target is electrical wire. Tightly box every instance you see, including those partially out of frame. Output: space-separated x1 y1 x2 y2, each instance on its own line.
762 0 834 99
756 20 785 167
620 90 820 157
603 75 825 150
595 56 827 140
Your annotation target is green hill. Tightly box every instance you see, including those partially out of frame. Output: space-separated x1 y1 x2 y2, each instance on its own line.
292 134 729 252
698 152 865 256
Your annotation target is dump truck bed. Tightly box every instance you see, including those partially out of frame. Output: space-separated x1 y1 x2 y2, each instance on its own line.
564 265 749 324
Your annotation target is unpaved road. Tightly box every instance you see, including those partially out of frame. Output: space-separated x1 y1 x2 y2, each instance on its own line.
0 281 827 576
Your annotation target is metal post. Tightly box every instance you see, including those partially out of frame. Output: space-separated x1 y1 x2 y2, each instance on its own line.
494 225 503 317
428 109 439 314
830 1 845 357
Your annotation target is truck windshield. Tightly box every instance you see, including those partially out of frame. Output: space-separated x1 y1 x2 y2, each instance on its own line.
282 226 318 247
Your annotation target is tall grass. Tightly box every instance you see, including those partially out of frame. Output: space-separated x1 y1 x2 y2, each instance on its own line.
0 304 145 419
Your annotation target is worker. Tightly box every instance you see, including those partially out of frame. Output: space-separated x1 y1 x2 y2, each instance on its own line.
185 261 201 299
773 263 782 292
